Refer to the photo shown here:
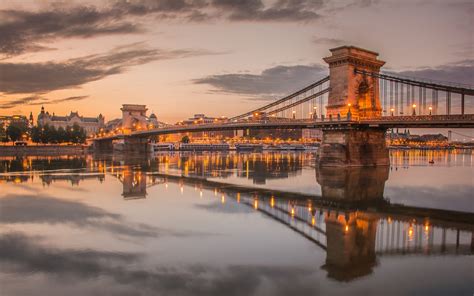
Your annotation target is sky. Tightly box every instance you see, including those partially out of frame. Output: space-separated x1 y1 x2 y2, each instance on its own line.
0 0 472 124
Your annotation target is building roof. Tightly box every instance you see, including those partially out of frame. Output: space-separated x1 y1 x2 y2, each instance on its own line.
51 116 68 121
82 117 100 123
38 109 102 123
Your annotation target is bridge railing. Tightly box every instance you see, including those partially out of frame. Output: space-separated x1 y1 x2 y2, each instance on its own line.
363 114 474 122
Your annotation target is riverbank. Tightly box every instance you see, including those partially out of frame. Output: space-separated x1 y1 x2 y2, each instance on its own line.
0 145 89 156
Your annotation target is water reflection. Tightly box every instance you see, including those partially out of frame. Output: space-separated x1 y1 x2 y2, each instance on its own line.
316 166 389 202
153 152 311 184
0 151 473 294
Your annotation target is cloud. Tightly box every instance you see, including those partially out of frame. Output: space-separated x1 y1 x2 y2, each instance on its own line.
0 232 141 279
0 232 317 295
0 194 187 238
47 95 89 104
195 199 254 214
0 95 89 109
0 0 327 57
115 0 324 22
0 42 213 94
0 5 143 57
384 184 474 213
198 58 473 102
211 0 323 22
194 64 328 99
0 95 46 108
391 59 474 86
312 37 345 47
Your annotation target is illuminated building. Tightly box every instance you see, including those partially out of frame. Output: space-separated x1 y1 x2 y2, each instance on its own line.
37 106 105 135
0 114 29 128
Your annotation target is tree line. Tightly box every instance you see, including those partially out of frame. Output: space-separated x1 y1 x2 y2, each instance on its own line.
0 121 87 144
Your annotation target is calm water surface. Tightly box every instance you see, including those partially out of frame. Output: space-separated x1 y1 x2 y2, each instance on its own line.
0 150 473 296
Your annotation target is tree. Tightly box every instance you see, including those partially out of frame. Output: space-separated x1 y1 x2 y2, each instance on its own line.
6 125 22 143
48 126 58 143
65 126 73 143
30 126 41 143
181 135 190 143
6 120 28 144
57 127 67 143
0 122 7 143
29 124 87 144
70 124 86 143
40 125 50 144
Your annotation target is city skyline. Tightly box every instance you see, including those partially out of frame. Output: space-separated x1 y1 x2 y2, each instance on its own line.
0 0 472 123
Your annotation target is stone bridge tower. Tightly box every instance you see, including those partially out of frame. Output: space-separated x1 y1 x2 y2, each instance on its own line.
323 46 385 119
318 46 389 167
121 104 148 134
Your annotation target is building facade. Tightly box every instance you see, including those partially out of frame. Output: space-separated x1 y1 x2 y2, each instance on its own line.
37 107 105 135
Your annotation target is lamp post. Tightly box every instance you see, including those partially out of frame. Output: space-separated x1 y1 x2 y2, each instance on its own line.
390 108 394 116
292 110 296 119
347 103 352 121
313 106 317 120
412 104 417 116
429 106 432 116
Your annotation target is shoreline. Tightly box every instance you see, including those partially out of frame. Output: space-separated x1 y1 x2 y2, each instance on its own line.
0 145 89 156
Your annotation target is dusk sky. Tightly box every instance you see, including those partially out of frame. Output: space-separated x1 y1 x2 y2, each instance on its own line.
0 0 472 123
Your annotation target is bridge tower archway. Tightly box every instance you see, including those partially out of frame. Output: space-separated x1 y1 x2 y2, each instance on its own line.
323 46 385 119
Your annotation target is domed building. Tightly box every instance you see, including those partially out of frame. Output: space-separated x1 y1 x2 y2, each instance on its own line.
149 112 158 127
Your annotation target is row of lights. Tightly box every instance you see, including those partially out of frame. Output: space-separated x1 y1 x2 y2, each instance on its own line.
390 104 434 116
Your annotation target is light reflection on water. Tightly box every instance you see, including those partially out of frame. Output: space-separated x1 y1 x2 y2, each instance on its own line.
0 150 473 295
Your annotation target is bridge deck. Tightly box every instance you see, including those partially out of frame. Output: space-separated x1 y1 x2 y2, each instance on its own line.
94 114 474 141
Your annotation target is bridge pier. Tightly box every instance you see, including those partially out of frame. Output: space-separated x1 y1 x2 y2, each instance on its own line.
322 212 378 281
92 139 113 153
318 127 389 167
122 168 147 199
316 165 389 201
124 137 149 154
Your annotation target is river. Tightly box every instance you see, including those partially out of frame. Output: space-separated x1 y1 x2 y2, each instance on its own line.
0 150 473 295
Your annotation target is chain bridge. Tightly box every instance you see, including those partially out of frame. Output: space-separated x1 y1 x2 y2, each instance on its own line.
92 46 473 166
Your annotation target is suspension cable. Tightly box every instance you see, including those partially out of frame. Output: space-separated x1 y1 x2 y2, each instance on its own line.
229 76 329 120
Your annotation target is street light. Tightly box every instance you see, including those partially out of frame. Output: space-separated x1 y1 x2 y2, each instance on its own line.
347 103 352 120
292 110 296 119
412 104 417 116
429 106 432 115
390 108 394 116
